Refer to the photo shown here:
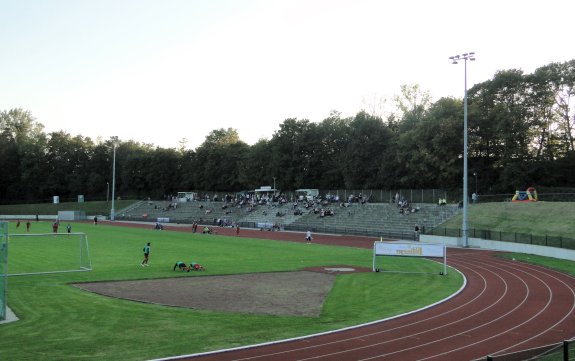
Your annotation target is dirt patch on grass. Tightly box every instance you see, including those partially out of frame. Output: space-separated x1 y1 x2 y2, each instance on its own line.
75 271 332 317
74 266 371 317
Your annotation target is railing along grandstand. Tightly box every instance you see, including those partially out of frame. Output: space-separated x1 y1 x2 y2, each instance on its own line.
273 223 421 241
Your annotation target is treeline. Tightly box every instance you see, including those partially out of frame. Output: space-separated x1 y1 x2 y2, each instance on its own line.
1 60 574 203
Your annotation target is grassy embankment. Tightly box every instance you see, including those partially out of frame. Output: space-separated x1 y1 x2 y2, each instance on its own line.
439 201 575 273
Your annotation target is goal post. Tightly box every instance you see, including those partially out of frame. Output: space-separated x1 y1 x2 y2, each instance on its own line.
8 232 92 276
372 241 447 275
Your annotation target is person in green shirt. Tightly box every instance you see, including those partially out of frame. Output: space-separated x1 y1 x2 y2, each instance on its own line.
173 261 190 272
141 242 151 267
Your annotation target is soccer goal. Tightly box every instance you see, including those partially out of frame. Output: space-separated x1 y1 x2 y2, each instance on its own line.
372 241 447 275
8 232 92 276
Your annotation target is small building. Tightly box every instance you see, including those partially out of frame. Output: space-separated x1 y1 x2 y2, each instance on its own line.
177 192 197 202
254 186 278 195
295 189 319 201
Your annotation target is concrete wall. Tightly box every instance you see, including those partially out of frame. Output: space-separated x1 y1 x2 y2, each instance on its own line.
0 214 104 221
0 215 58 221
421 234 575 261
58 211 86 221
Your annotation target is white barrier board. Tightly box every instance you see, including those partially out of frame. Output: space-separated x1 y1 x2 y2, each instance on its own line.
373 242 447 275
374 242 445 258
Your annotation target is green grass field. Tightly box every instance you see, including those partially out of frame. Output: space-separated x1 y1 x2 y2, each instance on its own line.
0 221 463 361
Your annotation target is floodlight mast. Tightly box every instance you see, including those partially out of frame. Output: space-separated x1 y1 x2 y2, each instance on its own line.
110 143 117 221
449 52 475 247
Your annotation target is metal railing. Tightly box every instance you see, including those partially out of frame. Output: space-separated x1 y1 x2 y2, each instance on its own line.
475 337 575 360
428 227 575 250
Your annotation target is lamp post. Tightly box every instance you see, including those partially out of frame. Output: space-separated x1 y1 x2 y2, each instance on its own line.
110 143 117 221
449 52 475 248
106 182 110 202
273 177 276 196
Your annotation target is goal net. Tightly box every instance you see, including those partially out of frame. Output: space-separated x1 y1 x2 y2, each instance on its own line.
8 232 92 276
372 241 447 275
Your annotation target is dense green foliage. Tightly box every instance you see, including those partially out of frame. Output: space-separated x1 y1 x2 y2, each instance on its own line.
1 60 574 202
0 222 462 360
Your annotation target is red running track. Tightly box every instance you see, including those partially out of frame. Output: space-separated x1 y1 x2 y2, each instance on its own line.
106 222 575 361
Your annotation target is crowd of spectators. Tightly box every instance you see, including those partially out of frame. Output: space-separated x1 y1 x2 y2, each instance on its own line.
394 192 420 215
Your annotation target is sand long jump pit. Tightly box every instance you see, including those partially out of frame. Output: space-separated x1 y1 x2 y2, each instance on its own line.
73 266 371 317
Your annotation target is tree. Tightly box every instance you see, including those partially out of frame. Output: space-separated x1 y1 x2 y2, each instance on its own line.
544 60 575 153
238 139 272 190
394 84 432 132
0 108 45 145
341 111 391 189
268 118 314 190
201 128 241 147
193 128 249 191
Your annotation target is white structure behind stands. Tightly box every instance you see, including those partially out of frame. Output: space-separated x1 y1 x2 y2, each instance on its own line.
421 234 575 261
58 211 86 221
177 192 197 202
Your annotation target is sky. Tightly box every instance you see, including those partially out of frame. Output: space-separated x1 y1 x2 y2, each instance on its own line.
1 0 574 150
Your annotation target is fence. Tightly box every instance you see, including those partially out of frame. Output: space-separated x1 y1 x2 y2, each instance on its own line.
236 221 419 241
478 192 575 203
161 189 575 205
428 227 575 250
474 337 575 360
0 222 7 321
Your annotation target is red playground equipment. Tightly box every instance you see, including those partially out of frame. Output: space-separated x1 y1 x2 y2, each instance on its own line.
511 187 538 202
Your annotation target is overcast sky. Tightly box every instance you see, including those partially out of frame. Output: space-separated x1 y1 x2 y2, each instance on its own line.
1 0 573 149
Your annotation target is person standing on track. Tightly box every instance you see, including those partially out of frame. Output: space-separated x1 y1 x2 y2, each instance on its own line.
141 242 151 267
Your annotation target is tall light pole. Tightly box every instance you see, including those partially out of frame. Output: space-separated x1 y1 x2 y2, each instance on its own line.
110 143 117 221
449 52 475 247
